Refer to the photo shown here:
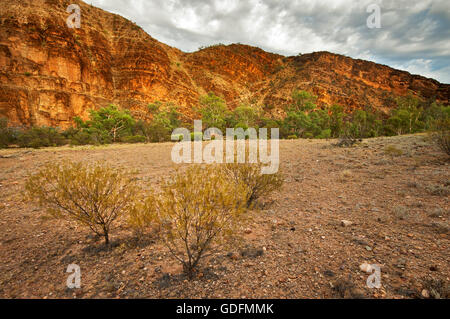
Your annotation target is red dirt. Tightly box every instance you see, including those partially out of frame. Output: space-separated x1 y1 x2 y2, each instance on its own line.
0 134 448 298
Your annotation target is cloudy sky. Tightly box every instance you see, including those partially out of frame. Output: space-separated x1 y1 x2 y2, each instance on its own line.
89 0 450 83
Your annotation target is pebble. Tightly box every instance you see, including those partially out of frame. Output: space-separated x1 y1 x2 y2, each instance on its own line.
341 220 353 227
396 258 406 269
421 289 430 298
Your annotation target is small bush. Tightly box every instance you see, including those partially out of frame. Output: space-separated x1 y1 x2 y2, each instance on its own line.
425 183 450 196
432 118 450 157
25 161 139 245
190 132 203 141
66 129 96 145
317 129 331 139
224 161 283 208
338 169 353 182
421 278 450 299
428 208 447 218
17 127 66 148
130 165 248 277
333 135 360 147
384 145 403 157
287 134 298 140
120 135 146 143
0 118 16 148
393 205 409 220
171 133 185 142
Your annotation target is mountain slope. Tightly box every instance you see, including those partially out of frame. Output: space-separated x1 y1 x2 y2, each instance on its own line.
0 0 449 128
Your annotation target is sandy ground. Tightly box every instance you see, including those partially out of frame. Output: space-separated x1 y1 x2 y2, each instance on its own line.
0 134 448 299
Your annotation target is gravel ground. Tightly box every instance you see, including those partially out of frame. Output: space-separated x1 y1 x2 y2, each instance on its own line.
0 134 448 299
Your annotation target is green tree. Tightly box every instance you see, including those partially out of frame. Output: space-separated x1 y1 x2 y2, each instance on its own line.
329 104 345 137
146 104 181 142
386 94 423 135
282 111 312 138
87 105 135 142
198 92 230 130
421 102 450 130
308 109 330 137
147 101 162 114
291 90 317 112
231 105 260 129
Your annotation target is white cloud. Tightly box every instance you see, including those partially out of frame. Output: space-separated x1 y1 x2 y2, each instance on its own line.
88 0 450 83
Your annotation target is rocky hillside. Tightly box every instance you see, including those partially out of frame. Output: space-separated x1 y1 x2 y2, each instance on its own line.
1 0 449 128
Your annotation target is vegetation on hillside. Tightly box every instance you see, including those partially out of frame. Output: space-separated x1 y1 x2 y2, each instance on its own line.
1 91 449 149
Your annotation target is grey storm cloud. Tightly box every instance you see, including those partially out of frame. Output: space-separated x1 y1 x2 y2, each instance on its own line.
89 0 450 83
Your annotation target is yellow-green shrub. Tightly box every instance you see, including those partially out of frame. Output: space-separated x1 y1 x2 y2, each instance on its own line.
25 161 139 245
433 118 450 157
130 165 248 277
223 162 283 208
384 145 403 157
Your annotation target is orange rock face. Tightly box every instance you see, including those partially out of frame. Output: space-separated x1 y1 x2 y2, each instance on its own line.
0 0 449 128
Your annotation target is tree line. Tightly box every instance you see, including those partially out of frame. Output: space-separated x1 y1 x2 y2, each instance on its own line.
0 90 449 148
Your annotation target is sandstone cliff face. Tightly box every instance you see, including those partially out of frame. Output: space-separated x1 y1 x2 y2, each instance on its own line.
0 0 449 128
259 52 449 113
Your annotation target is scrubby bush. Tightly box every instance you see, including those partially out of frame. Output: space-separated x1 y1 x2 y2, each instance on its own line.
171 133 184 142
120 135 146 143
384 145 403 157
338 169 353 183
66 129 98 145
224 160 283 208
63 127 111 145
425 183 450 196
130 165 248 277
432 118 450 157
190 132 203 141
0 118 16 148
317 128 331 139
333 130 360 147
25 161 139 245
17 126 66 148
421 278 450 299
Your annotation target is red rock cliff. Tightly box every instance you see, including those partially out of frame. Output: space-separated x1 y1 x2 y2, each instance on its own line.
0 0 449 128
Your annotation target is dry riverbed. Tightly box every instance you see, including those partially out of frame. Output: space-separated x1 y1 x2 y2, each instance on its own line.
0 134 448 298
